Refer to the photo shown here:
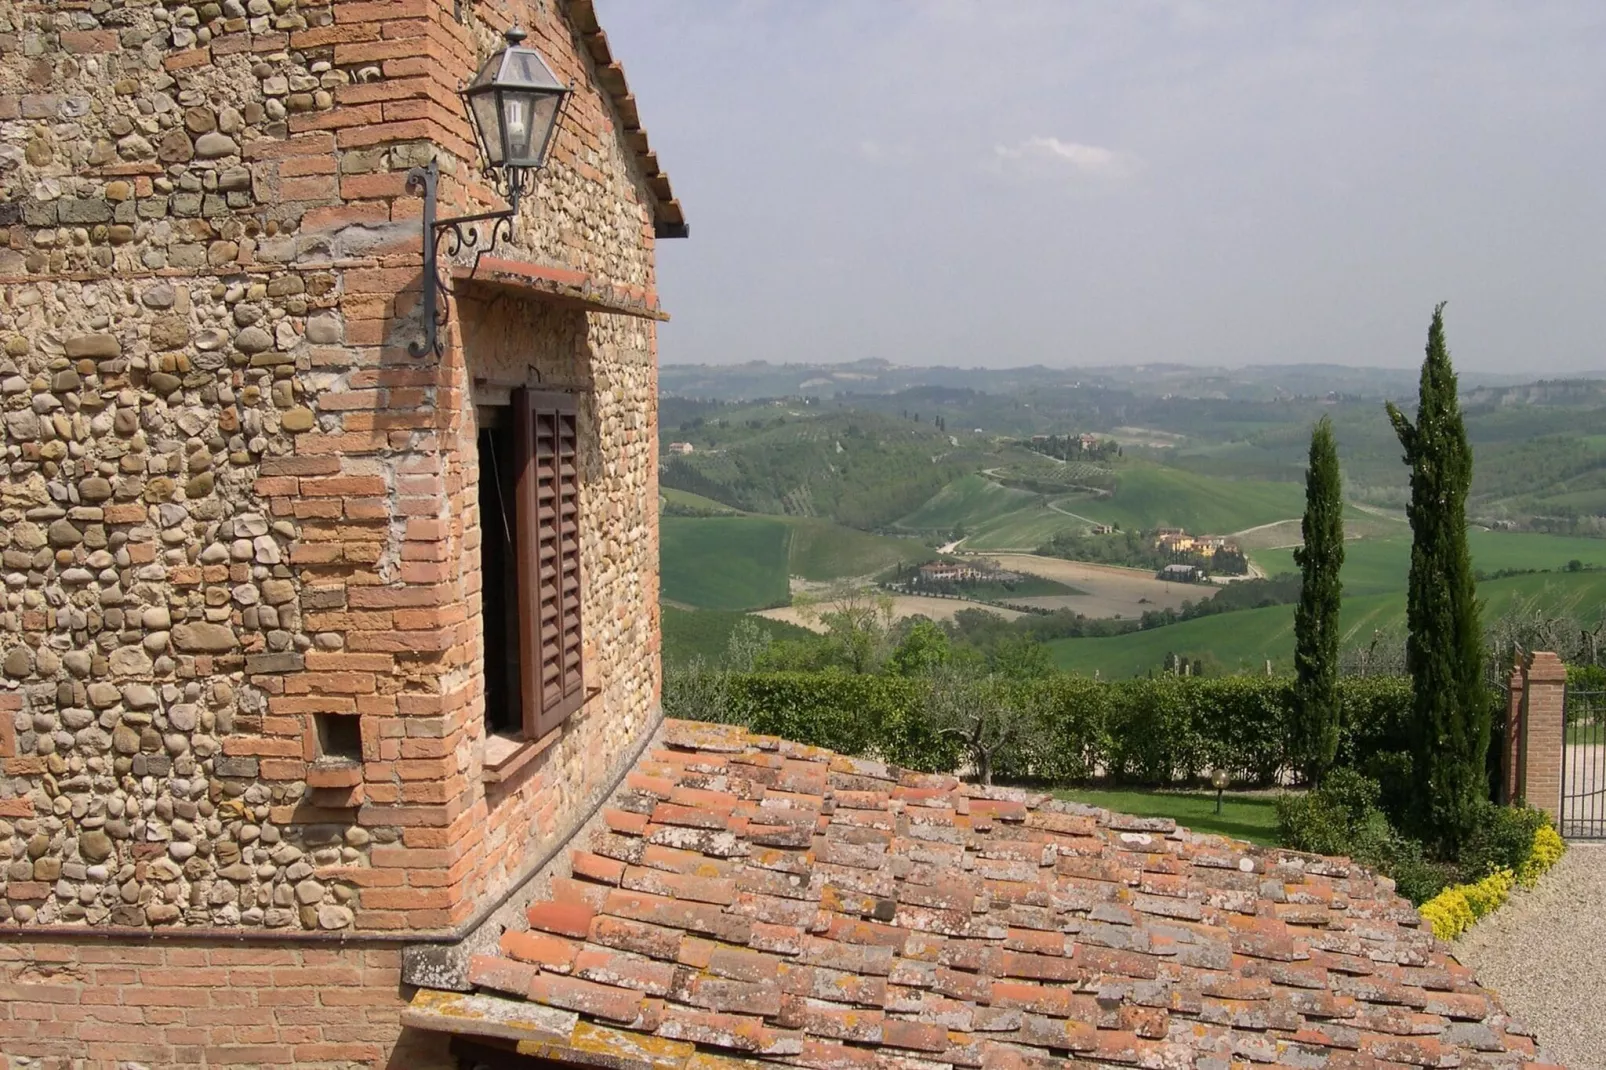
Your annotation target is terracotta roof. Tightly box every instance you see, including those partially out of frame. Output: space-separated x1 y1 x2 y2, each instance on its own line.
405 720 1559 1069
565 0 688 239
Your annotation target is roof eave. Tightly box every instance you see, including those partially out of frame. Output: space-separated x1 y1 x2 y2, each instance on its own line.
564 0 689 240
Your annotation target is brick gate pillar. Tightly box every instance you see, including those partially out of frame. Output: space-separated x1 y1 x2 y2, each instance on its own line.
1518 651 1568 822
1501 666 1525 804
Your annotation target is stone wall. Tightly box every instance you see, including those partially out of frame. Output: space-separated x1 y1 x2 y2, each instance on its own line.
0 0 664 952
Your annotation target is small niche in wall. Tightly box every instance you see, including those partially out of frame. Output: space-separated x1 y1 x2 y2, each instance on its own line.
315 713 363 763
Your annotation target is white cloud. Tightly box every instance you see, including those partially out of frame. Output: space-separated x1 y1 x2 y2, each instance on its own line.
992 136 1142 181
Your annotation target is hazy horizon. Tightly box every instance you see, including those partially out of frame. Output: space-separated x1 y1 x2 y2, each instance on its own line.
599 1 1605 374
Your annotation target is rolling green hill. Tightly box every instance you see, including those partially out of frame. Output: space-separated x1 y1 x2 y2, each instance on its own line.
785 518 934 581
1047 569 1606 678
1251 529 1606 595
1061 465 1307 535
897 466 1314 552
661 487 739 514
660 409 975 529
661 606 815 667
660 515 935 611
896 474 1040 532
660 517 792 610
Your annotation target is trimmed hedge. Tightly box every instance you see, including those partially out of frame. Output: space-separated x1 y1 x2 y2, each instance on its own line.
664 669 1416 785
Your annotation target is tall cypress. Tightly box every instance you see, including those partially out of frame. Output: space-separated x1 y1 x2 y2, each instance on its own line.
1292 416 1344 786
1386 303 1486 850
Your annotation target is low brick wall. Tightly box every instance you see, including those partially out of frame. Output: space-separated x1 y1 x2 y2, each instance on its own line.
0 935 451 1069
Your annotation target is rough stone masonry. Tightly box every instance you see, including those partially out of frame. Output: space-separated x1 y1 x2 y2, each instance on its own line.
0 0 673 963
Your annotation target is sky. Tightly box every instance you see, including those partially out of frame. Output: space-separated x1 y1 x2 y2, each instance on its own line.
597 1 1606 373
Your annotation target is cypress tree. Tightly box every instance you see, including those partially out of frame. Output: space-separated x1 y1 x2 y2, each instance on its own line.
1292 416 1344 786
1386 303 1486 850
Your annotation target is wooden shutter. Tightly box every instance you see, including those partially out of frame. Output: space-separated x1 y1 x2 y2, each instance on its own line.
514 388 584 739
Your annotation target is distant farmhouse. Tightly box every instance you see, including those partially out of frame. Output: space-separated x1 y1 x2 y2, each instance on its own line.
1159 562 1204 582
904 560 1023 589
666 441 695 454
1155 529 1238 560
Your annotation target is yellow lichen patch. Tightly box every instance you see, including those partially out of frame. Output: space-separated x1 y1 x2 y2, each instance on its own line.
401 989 578 1045
688 1051 773 1070
521 1020 695 1070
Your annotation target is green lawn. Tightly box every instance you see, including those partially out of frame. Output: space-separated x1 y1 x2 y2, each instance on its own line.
660 517 791 610
1047 568 1606 678
1052 788 1281 845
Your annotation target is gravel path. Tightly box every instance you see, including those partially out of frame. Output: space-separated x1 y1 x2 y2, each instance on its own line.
1454 845 1606 1069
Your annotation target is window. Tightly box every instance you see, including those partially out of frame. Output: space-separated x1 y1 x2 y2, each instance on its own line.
478 388 584 742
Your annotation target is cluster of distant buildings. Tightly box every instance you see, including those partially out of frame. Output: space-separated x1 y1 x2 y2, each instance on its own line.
1151 528 1243 583
913 561 1022 585
1153 527 1237 558
1031 432 1102 450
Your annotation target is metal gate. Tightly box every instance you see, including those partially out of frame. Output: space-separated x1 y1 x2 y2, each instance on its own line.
1562 688 1606 839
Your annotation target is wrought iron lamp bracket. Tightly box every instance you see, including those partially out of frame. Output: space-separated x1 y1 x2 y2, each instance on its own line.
405 158 532 358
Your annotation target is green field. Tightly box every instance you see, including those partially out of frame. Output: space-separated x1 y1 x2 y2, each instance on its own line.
897 467 1315 554
897 474 1040 533
959 576 1085 599
660 517 792 610
1060 465 1307 535
1251 529 1606 595
1048 569 1606 678
661 515 935 611
1052 788 1280 845
661 606 814 667
786 518 933 581
661 487 739 514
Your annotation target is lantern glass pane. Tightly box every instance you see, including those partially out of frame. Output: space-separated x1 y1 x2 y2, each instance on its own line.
506 49 564 90
469 49 504 89
471 91 504 165
502 91 535 163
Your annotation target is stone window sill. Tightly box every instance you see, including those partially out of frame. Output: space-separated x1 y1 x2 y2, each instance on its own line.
483 726 562 785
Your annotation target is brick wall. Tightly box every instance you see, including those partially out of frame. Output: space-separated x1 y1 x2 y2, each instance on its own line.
0 936 450 1069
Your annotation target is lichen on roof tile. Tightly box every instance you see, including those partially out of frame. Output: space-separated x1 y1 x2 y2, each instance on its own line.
413 719 1558 1068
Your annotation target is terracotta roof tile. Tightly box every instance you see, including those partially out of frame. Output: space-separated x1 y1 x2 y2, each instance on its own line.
407 719 1560 1068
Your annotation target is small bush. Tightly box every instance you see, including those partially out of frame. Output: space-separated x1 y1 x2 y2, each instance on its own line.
1277 771 1452 904
1459 802 1546 880
1277 768 1381 857
1275 791 1353 857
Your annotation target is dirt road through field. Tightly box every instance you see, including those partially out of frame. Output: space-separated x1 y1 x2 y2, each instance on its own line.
982 553 1201 619
754 594 1026 633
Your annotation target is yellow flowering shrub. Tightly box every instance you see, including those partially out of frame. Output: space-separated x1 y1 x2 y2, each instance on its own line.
1517 824 1565 887
1420 819 1566 940
1420 888 1475 941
